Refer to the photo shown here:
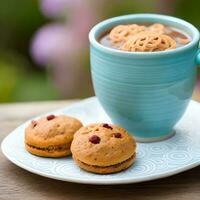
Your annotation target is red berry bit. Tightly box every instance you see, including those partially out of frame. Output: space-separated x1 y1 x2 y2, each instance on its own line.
31 120 37 128
113 133 122 138
89 135 101 144
47 114 56 121
102 123 113 130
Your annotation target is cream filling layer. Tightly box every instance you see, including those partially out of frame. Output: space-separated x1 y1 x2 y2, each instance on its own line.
26 143 69 152
77 154 135 168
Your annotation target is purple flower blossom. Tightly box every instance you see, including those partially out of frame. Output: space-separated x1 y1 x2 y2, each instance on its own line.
69 5 94 45
31 1 95 66
30 23 76 66
30 0 97 96
40 0 82 18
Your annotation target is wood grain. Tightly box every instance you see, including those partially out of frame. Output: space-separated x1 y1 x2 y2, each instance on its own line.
0 100 200 200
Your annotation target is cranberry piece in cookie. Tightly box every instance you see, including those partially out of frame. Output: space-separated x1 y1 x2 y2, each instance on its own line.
89 135 101 144
31 120 37 128
47 114 56 121
113 133 122 138
102 123 113 130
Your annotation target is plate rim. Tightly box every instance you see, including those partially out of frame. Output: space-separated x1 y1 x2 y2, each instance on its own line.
1 97 200 185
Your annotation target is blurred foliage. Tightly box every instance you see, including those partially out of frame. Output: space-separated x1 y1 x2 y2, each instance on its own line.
0 0 199 102
176 0 200 29
0 51 60 102
0 0 60 102
0 0 46 56
102 0 155 18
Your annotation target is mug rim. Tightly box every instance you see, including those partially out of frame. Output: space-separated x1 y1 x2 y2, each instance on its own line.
89 13 200 58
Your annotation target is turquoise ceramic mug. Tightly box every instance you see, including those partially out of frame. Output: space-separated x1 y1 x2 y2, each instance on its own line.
89 14 200 142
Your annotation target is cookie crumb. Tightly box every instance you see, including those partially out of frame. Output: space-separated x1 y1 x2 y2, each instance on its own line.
31 120 37 128
178 38 190 45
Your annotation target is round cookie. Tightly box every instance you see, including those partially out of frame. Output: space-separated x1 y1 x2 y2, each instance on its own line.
71 123 136 174
25 115 82 157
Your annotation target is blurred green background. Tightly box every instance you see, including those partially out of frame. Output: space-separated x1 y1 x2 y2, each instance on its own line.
0 0 200 103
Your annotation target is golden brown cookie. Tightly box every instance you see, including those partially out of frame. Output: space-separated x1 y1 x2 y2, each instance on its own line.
121 33 176 52
109 25 130 43
25 115 82 157
148 23 165 34
158 34 177 50
109 24 146 43
71 123 136 174
108 23 179 52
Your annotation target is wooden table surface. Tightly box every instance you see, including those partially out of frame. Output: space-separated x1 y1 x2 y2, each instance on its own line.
0 100 200 200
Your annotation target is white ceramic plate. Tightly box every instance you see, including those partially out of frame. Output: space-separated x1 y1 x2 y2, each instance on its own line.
1 97 200 185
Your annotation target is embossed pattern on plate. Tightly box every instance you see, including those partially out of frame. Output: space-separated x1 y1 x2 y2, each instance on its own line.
1 97 200 185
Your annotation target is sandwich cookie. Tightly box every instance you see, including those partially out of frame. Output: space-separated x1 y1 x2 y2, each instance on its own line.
71 123 136 174
25 115 82 157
